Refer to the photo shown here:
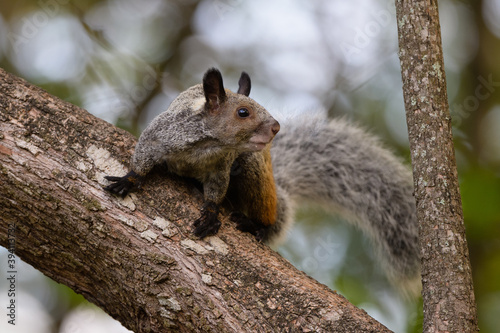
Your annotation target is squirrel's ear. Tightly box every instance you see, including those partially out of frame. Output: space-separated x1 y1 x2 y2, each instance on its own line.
203 68 227 111
237 72 251 96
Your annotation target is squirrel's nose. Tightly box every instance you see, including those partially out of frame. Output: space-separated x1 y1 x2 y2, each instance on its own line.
271 120 280 135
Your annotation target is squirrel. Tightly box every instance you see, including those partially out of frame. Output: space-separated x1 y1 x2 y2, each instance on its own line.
105 68 419 290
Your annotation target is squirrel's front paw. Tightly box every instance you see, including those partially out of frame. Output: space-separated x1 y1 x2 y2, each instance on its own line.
193 201 221 238
230 212 268 242
104 170 142 198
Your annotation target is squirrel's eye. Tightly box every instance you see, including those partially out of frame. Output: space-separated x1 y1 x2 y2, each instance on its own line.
237 108 250 118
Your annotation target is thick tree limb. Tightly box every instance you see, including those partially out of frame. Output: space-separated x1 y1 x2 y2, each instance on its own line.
0 68 391 332
395 1 479 332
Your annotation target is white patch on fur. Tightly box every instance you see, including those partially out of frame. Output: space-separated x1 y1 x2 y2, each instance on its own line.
191 97 206 113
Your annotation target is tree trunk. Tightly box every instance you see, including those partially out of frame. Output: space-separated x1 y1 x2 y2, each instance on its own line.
0 68 392 332
395 1 479 332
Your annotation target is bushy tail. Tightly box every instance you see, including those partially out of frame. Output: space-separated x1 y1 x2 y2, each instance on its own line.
270 116 420 292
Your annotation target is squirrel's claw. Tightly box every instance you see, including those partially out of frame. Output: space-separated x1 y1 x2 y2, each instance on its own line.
104 176 124 182
193 216 221 238
193 201 221 238
104 170 142 198
230 212 269 242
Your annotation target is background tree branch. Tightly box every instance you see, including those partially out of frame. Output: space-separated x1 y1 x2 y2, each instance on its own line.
395 1 479 332
0 68 392 332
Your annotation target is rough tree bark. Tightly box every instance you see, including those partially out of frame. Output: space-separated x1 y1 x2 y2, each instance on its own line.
0 68 393 332
395 1 479 332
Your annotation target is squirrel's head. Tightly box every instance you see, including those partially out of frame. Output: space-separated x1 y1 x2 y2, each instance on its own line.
202 68 280 152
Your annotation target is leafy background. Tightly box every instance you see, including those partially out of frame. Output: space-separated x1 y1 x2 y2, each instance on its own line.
0 0 499 332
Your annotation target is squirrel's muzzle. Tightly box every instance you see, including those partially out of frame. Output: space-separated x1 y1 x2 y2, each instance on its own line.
246 118 280 151
271 120 280 136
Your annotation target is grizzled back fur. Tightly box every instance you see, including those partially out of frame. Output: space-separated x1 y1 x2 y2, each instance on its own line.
132 85 211 176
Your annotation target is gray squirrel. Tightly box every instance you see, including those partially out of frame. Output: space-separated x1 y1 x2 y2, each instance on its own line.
105 68 419 290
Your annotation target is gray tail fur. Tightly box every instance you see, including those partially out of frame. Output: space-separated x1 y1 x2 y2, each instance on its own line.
270 116 420 292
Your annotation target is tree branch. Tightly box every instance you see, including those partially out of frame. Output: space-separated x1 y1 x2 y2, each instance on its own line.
395 1 479 332
0 68 391 332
